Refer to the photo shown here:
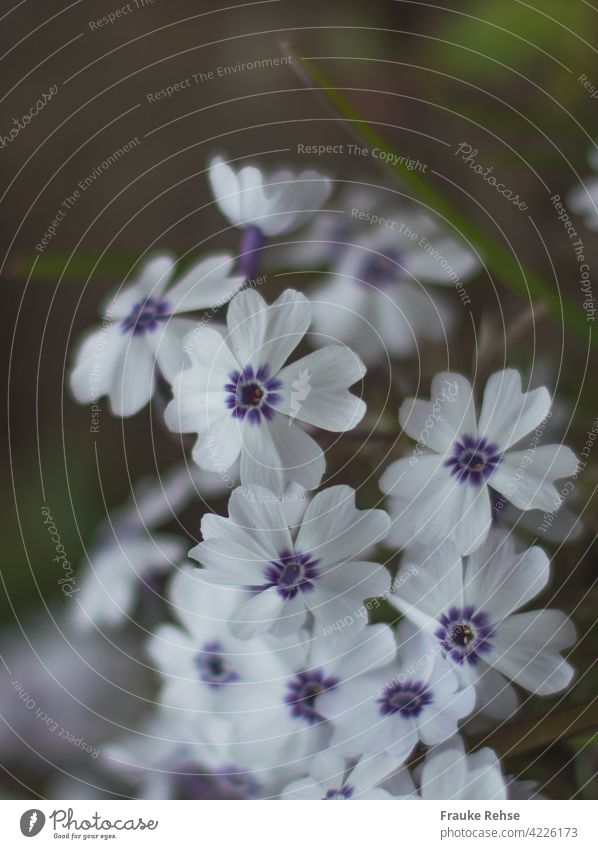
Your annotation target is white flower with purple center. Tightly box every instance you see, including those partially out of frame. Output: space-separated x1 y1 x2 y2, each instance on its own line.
208 156 332 279
310 215 479 363
380 369 579 554
280 750 401 800
69 253 244 416
391 530 576 718
147 566 290 716
318 621 475 762
165 288 367 493
189 484 391 639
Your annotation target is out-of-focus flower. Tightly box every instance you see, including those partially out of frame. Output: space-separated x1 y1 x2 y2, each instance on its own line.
104 710 296 799
70 253 244 416
190 484 390 639
280 750 400 799
568 146 598 231
380 369 578 555
72 464 220 630
392 531 575 718
165 288 366 493
310 213 478 363
208 156 332 278
387 736 507 800
318 621 475 762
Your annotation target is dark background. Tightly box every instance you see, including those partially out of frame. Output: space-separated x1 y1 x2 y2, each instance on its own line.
1 0 597 799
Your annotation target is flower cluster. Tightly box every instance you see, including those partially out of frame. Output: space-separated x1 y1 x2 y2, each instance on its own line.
69 155 580 800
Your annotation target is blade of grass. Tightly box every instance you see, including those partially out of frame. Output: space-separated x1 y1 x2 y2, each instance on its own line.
468 700 598 757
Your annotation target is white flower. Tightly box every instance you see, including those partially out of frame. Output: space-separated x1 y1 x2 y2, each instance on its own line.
388 736 507 800
208 156 332 237
310 213 478 363
280 750 400 799
391 530 575 718
149 567 396 774
318 620 475 762
70 253 244 416
568 146 598 231
189 484 391 639
380 369 579 555
104 709 290 799
165 288 367 492
72 466 209 629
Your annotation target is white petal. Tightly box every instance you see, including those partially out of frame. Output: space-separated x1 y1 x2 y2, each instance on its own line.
191 414 244 472
241 414 325 493
464 531 550 621
399 372 476 451
296 486 389 566
490 610 576 694
227 485 293 559
478 370 551 451
391 544 463 626
149 318 195 382
490 445 579 512
226 288 267 367
231 588 288 639
259 289 311 375
107 254 176 318
402 235 479 286
278 346 366 431
473 664 519 720
69 323 127 403
189 537 267 585
208 156 242 225
108 336 155 416
167 254 245 313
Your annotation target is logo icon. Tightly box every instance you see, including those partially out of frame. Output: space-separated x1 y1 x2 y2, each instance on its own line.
288 369 311 424
19 810 45 837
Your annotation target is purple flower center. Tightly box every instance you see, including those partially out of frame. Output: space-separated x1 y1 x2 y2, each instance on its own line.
262 548 320 599
225 364 282 424
194 640 238 687
285 667 339 724
324 784 354 799
444 434 502 485
377 679 433 718
177 762 259 800
121 297 170 335
359 250 402 289
435 605 495 666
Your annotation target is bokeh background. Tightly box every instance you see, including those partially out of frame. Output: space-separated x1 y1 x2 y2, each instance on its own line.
1 0 597 799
